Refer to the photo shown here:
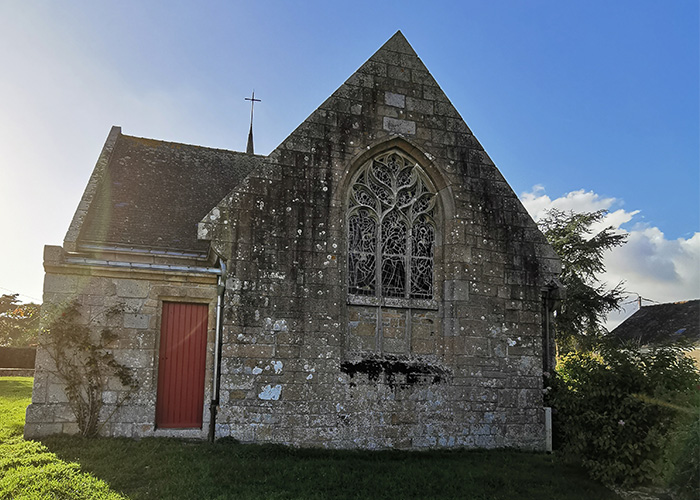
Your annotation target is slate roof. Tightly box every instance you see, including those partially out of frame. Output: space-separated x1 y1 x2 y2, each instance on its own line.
78 132 262 253
610 300 700 346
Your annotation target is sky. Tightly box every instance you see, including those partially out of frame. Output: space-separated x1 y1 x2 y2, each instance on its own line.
0 1 697 327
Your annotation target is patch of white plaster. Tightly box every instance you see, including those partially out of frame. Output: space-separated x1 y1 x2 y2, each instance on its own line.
258 384 282 400
306 373 313 380
271 361 283 374
262 271 286 280
252 367 263 375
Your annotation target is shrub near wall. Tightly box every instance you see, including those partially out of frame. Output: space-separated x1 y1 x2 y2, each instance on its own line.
547 341 700 490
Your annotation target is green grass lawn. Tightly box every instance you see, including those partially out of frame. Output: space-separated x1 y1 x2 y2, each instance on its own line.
0 377 125 500
0 377 620 500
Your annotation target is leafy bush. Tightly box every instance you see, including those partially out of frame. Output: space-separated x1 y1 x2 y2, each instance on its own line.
667 390 699 500
547 341 700 488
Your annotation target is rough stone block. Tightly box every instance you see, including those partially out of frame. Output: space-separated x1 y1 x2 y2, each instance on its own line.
406 96 434 114
116 280 149 298
43 274 79 294
385 92 405 108
123 313 150 329
383 117 416 135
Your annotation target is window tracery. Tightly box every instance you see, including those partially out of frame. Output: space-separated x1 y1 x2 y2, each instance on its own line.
348 151 436 301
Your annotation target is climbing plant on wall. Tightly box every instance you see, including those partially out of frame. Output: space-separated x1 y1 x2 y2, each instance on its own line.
41 302 138 437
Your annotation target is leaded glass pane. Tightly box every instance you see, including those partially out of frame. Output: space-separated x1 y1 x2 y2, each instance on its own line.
352 185 377 211
348 211 376 295
411 257 433 298
396 166 413 189
381 256 405 297
381 210 407 255
411 222 434 298
348 150 436 300
412 222 434 259
381 210 407 297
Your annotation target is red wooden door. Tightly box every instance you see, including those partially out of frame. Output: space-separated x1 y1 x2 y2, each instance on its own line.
156 302 209 428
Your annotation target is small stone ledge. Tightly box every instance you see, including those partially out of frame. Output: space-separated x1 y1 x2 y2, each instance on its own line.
347 295 438 310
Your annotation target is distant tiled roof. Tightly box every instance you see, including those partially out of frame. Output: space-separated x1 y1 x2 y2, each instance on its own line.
78 133 262 253
610 300 700 346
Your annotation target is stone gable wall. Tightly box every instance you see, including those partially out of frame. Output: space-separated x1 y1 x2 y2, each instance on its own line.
203 34 560 449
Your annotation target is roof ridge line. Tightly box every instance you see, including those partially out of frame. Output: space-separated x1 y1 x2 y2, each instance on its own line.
120 132 267 157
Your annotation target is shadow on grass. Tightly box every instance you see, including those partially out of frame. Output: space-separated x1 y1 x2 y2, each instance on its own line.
0 377 126 500
0 377 33 440
42 436 621 500
1 378 619 500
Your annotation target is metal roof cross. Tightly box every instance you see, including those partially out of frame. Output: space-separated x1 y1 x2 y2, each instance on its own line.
245 90 261 155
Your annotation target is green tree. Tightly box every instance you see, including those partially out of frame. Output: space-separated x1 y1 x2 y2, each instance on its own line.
0 294 40 347
538 209 626 353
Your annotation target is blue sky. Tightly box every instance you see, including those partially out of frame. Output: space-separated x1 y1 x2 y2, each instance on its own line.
0 1 698 322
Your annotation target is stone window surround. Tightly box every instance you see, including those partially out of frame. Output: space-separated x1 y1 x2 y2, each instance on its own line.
345 147 443 312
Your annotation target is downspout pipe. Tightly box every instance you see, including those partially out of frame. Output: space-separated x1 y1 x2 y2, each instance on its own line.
208 259 226 442
542 279 565 373
542 279 564 453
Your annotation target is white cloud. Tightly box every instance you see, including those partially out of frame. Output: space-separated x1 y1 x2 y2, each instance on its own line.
520 186 700 329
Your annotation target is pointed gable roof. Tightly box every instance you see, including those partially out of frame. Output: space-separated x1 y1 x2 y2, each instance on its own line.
68 128 263 254
293 30 476 151
202 31 561 281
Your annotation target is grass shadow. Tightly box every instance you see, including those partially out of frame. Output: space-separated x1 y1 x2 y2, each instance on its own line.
2 377 620 500
42 436 621 500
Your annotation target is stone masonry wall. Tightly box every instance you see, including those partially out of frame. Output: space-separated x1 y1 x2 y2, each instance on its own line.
25 246 218 439
201 33 560 449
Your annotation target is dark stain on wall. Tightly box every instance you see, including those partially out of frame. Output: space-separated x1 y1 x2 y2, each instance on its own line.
341 355 450 389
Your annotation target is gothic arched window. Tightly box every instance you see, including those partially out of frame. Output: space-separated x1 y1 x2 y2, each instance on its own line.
348 151 436 301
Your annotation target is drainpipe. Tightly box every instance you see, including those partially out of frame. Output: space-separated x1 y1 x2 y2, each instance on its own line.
542 279 564 453
208 259 226 442
542 286 555 453
542 279 564 372
545 293 552 372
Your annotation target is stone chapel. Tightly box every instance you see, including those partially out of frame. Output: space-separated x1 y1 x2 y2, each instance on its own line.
25 31 562 450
